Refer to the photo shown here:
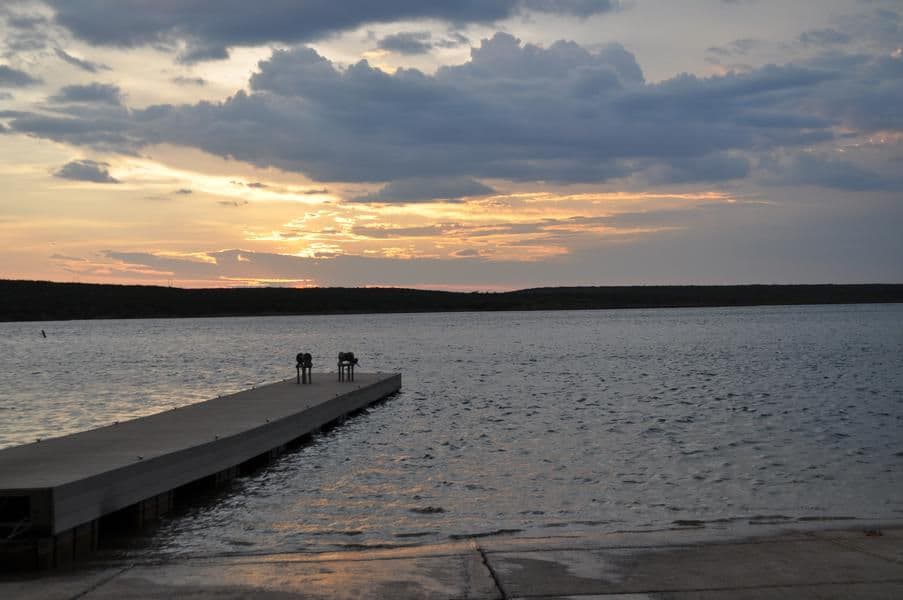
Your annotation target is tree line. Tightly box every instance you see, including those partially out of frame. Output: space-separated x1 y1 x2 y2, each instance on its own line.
1 279 902 322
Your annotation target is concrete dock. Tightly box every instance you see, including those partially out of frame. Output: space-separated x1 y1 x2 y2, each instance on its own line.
1 522 900 598
0 372 401 569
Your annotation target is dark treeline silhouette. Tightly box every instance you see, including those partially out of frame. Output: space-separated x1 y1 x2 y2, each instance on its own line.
1 279 902 322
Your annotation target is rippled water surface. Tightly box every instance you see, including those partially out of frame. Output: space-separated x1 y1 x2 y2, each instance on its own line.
2 305 902 557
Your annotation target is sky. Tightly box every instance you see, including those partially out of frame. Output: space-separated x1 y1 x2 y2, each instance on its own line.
0 0 901 290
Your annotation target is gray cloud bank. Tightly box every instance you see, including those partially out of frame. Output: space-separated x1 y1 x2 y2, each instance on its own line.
5 31 903 191
47 0 619 63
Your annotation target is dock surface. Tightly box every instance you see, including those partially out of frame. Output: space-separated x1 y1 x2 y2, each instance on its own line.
0 372 400 567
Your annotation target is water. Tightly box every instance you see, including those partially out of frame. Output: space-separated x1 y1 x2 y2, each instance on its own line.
1 305 902 557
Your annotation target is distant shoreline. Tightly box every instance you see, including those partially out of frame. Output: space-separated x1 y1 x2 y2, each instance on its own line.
2 279 902 322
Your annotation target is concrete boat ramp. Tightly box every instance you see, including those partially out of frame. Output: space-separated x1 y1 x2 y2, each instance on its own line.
2 522 901 598
0 372 401 569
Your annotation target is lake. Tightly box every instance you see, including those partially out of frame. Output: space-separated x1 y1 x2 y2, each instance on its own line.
1 304 901 557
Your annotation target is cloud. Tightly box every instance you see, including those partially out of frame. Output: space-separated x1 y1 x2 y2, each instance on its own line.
352 224 455 239
647 153 750 184
47 0 619 62
50 82 123 105
1 9 51 56
172 75 207 86
3 12 49 30
49 253 87 262
377 31 433 55
54 48 110 73
177 43 230 65
435 32 471 49
835 7 901 52
6 33 902 188
7 107 135 152
82 192 903 288
768 153 902 191
799 28 851 46
54 159 120 183
706 38 762 58
0 65 41 87
352 177 495 203
346 208 723 241
452 248 483 258
99 248 523 287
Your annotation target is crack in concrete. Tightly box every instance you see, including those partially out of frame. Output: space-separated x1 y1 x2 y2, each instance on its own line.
477 546 508 600
70 564 132 600
822 534 903 566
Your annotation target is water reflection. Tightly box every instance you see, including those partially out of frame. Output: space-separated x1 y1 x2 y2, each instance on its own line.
1 305 902 557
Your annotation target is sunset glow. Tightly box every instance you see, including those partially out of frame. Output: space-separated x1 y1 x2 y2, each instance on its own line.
1 1 900 289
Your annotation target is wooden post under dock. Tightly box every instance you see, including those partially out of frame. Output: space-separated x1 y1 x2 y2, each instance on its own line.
0 372 401 569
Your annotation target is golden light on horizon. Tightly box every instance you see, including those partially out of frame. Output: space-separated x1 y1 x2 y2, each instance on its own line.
0 146 748 286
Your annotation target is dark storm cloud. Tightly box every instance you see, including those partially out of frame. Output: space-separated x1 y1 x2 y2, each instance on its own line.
353 177 495 203
7 33 902 189
54 159 119 183
54 48 110 73
50 82 123 105
377 31 434 56
47 0 619 62
0 65 41 87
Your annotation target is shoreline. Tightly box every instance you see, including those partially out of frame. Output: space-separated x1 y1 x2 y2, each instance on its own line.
97 513 903 561
4 520 902 598
6 300 903 326
3 280 903 322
